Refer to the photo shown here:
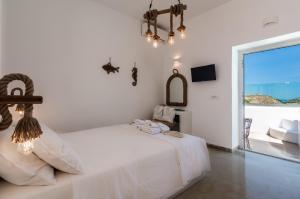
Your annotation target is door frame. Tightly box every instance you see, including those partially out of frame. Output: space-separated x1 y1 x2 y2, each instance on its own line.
232 31 300 150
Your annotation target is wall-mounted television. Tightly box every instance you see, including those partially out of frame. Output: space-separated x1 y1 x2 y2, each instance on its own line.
191 64 216 82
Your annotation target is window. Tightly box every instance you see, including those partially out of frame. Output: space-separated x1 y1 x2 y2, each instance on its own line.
244 44 300 105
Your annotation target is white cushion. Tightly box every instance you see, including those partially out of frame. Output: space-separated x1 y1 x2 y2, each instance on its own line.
161 106 176 123
280 119 298 132
269 127 298 144
33 124 84 174
0 127 56 185
153 105 164 121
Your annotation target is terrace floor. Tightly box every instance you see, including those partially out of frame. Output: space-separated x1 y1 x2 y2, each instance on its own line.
245 132 300 162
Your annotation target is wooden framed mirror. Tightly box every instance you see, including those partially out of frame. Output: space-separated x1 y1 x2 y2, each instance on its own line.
166 69 187 107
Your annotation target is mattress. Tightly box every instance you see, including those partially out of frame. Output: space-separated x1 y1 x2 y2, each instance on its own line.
0 124 210 199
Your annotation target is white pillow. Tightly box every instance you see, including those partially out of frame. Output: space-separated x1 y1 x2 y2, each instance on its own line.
162 106 176 123
280 119 298 132
153 105 164 120
0 127 56 186
33 124 84 174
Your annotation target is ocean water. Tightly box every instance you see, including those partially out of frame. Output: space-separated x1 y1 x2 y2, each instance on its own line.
245 82 300 101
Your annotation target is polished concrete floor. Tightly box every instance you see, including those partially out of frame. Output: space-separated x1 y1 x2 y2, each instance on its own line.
175 148 300 199
246 133 300 162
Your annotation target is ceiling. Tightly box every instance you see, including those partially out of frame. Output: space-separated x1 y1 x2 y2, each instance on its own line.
96 0 232 27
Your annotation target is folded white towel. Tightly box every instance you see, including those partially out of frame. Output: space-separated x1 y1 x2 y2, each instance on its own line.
131 120 170 135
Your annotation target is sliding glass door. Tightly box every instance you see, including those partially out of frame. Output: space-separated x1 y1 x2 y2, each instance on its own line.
242 44 300 162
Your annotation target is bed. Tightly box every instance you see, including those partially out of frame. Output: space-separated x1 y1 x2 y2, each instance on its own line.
0 124 210 199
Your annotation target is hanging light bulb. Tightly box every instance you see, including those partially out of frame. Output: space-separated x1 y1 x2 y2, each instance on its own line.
146 34 153 42
179 28 186 39
168 33 175 45
145 18 153 43
153 37 159 48
15 104 25 116
177 24 186 39
17 139 36 155
168 6 175 46
152 15 160 48
177 5 186 39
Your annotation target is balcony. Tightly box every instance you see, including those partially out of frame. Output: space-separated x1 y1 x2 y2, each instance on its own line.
245 105 300 162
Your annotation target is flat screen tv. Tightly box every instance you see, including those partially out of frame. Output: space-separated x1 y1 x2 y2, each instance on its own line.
191 64 216 82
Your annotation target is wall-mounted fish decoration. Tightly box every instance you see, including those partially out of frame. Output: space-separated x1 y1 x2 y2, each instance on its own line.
132 63 138 86
102 58 120 74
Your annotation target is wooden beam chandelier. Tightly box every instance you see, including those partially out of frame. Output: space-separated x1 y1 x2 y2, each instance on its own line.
143 0 187 48
0 73 43 155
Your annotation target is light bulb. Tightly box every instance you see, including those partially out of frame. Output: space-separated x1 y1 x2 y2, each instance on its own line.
17 140 35 155
18 110 24 116
146 35 152 42
180 31 186 39
153 40 159 48
168 36 175 45
145 29 153 43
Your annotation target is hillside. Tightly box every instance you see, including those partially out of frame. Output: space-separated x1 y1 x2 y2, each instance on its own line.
245 95 282 105
287 97 300 104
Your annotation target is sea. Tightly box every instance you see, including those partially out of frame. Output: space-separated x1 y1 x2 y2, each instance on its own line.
245 82 300 102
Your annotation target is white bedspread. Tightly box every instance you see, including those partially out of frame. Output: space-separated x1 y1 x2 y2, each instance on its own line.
0 124 210 199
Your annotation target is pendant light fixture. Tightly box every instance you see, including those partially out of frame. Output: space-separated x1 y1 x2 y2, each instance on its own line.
145 18 153 43
177 4 186 39
143 0 187 48
0 73 43 155
152 14 160 48
168 6 175 45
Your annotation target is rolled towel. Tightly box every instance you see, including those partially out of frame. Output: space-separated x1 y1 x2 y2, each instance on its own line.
141 126 161 135
157 122 170 133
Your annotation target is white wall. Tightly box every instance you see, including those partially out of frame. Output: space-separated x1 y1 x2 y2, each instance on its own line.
163 0 300 149
245 105 300 134
2 0 164 132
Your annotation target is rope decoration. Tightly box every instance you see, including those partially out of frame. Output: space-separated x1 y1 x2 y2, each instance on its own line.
0 73 42 143
170 6 174 32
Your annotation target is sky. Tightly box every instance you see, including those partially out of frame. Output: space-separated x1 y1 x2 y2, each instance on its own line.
244 44 300 85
